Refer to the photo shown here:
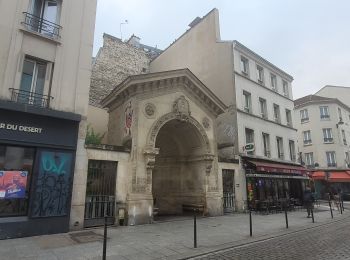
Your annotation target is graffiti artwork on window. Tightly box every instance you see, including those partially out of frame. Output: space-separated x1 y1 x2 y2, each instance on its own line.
30 150 73 218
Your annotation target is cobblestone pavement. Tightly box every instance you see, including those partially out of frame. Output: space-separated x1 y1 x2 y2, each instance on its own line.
191 216 350 260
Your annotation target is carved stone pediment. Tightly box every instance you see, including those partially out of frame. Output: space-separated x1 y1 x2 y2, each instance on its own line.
173 95 191 122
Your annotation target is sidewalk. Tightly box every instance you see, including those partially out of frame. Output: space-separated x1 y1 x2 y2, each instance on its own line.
1 203 349 260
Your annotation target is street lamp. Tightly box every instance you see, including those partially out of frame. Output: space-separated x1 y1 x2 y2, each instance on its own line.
120 20 128 41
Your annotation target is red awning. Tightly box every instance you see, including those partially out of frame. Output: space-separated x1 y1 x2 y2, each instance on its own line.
249 161 309 175
311 171 350 182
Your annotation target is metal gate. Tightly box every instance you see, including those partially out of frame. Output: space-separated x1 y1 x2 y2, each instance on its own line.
222 169 235 213
84 160 117 227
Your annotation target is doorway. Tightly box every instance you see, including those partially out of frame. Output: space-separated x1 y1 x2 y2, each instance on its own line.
84 160 117 227
152 119 208 217
222 169 235 213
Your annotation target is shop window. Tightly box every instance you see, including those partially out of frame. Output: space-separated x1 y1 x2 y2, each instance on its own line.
0 145 35 217
30 149 74 218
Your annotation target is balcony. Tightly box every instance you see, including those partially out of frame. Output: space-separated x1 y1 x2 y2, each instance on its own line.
9 88 53 108
301 117 309 123
303 139 312 145
323 138 334 143
278 153 284 159
327 163 337 167
22 12 61 39
264 150 271 158
320 114 330 119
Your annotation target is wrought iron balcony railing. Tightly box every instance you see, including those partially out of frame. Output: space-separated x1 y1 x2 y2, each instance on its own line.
9 88 53 108
21 12 62 38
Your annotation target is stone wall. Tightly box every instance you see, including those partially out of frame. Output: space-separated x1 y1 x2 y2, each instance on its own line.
89 33 154 107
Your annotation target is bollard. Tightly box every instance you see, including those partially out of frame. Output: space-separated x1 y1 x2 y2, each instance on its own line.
249 209 252 237
193 209 197 248
284 203 289 229
328 197 334 219
311 207 314 223
102 216 107 260
339 197 343 214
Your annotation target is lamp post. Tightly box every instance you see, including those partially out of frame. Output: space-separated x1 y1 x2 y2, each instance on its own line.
120 20 128 41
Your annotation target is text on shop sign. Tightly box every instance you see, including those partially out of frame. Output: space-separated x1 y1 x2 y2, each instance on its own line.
0 122 43 134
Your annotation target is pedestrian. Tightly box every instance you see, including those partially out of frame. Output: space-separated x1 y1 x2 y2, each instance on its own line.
304 186 314 218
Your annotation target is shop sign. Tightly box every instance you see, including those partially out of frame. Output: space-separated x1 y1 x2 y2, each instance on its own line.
244 143 255 152
0 171 28 199
0 122 43 134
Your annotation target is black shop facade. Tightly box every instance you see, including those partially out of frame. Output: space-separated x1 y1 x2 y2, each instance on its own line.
0 104 80 239
242 157 310 210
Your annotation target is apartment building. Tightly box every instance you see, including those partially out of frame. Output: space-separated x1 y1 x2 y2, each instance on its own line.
294 95 350 197
0 0 97 238
150 9 308 211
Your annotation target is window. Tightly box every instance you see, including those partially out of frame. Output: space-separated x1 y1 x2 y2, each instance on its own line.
243 91 252 113
285 109 292 127
323 128 333 143
262 133 270 157
270 74 277 91
240 56 249 75
326 151 337 167
256 65 264 84
338 107 343 122
342 130 347 145
282 81 289 97
305 152 314 167
273 104 281 123
259 98 267 119
289 140 296 161
0 145 35 217
300 109 309 123
303 130 312 145
245 128 255 155
276 137 284 159
346 152 350 167
18 57 49 107
24 0 62 38
320 106 330 119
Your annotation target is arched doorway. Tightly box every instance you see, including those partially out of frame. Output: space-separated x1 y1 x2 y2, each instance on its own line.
152 118 209 216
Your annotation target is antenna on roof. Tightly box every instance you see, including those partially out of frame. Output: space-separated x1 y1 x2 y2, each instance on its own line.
120 20 128 41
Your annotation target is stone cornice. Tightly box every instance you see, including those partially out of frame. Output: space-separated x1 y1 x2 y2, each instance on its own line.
101 69 227 117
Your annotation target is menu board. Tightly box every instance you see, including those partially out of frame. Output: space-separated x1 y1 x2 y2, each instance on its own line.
0 171 28 199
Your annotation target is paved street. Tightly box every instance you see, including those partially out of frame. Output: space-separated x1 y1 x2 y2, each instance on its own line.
0 202 348 260
191 213 350 260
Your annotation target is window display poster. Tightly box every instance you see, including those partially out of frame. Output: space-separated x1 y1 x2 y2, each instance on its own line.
0 171 28 199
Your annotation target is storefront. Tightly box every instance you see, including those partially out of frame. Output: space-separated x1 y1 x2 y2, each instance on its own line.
243 158 309 211
0 107 80 239
311 170 350 200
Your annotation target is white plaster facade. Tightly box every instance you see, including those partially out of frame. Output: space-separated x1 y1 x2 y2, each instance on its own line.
0 0 97 231
316 86 350 108
294 95 350 169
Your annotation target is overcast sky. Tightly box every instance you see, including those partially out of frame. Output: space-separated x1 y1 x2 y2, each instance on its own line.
93 0 350 99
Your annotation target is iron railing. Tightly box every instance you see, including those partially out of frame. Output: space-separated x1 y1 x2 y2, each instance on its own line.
223 192 235 213
9 88 53 108
22 12 61 38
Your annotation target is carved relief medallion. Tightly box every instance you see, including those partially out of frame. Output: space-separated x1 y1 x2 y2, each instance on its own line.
144 103 156 118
